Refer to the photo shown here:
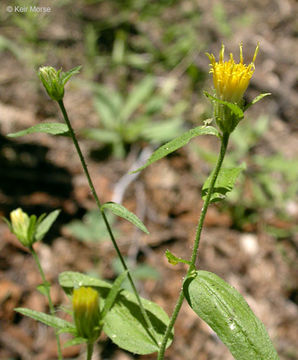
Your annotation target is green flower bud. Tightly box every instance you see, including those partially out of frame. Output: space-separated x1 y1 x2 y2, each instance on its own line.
73 287 101 341
10 208 32 247
38 65 81 102
38 66 65 101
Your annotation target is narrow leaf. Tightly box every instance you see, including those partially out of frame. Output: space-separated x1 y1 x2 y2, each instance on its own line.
63 337 86 348
36 281 51 296
100 270 128 320
101 202 149 234
202 166 244 202
15 308 75 331
83 128 120 143
61 65 82 85
35 209 61 242
244 93 271 111
183 271 279 360
27 215 37 244
57 327 77 335
1 216 11 231
204 92 244 119
165 250 191 266
121 76 155 122
132 125 220 173
93 85 123 128
36 213 47 226
7 123 69 138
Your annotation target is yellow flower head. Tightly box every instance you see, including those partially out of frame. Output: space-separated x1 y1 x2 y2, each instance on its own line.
206 43 259 104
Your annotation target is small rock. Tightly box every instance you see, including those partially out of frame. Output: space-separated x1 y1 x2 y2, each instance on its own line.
239 233 259 257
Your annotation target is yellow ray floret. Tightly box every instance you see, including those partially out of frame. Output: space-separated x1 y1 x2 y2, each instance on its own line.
206 43 259 104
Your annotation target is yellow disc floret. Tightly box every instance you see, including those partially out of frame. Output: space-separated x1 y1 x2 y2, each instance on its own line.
206 43 259 104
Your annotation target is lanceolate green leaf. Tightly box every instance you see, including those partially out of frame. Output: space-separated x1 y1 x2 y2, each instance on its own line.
61 65 82 85
15 308 76 332
63 337 87 348
7 123 69 138
36 282 51 296
244 93 271 111
101 202 149 234
100 270 128 320
59 271 173 355
183 271 279 360
165 249 191 266
83 128 121 143
93 85 123 128
132 125 220 173
202 166 244 202
121 76 155 122
35 209 61 242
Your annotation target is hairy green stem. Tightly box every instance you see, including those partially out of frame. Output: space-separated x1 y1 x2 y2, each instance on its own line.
157 133 229 359
30 247 63 360
57 100 157 344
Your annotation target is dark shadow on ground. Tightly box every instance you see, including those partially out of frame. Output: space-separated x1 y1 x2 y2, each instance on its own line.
0 133 85 243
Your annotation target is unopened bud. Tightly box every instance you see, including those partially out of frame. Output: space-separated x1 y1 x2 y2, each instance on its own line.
10 208 32 247
38 65 81 102
38 66 65 101
72 287 101 341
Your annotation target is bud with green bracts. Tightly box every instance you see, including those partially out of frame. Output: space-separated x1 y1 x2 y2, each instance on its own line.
10 208 34 247
38 65 81 101
38 67 64 101
72 287 101 342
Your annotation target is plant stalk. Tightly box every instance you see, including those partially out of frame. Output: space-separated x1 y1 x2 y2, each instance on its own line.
157 133 229 359
30 247 63 360
57 100 157 344
86 342 94 360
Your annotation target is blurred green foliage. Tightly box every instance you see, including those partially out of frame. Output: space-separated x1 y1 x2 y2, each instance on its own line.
83 76 186 158
112 257 160 290
65 210 117 242
193 116 298 231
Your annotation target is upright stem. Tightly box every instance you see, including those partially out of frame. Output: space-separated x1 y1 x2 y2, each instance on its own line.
157 133 229 359
86 342 94 360
57 100 156 344
190 132 229 267
30 247 63 360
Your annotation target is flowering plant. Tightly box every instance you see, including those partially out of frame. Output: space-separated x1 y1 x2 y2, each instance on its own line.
4 44 277 360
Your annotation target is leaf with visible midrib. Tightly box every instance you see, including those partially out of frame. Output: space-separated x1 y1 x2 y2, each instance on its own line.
35 209 61 242
7 123 69 138
183 271 280 360
15 308 76 332
101 202 149 234
202 166 244 202
132 125 220 173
